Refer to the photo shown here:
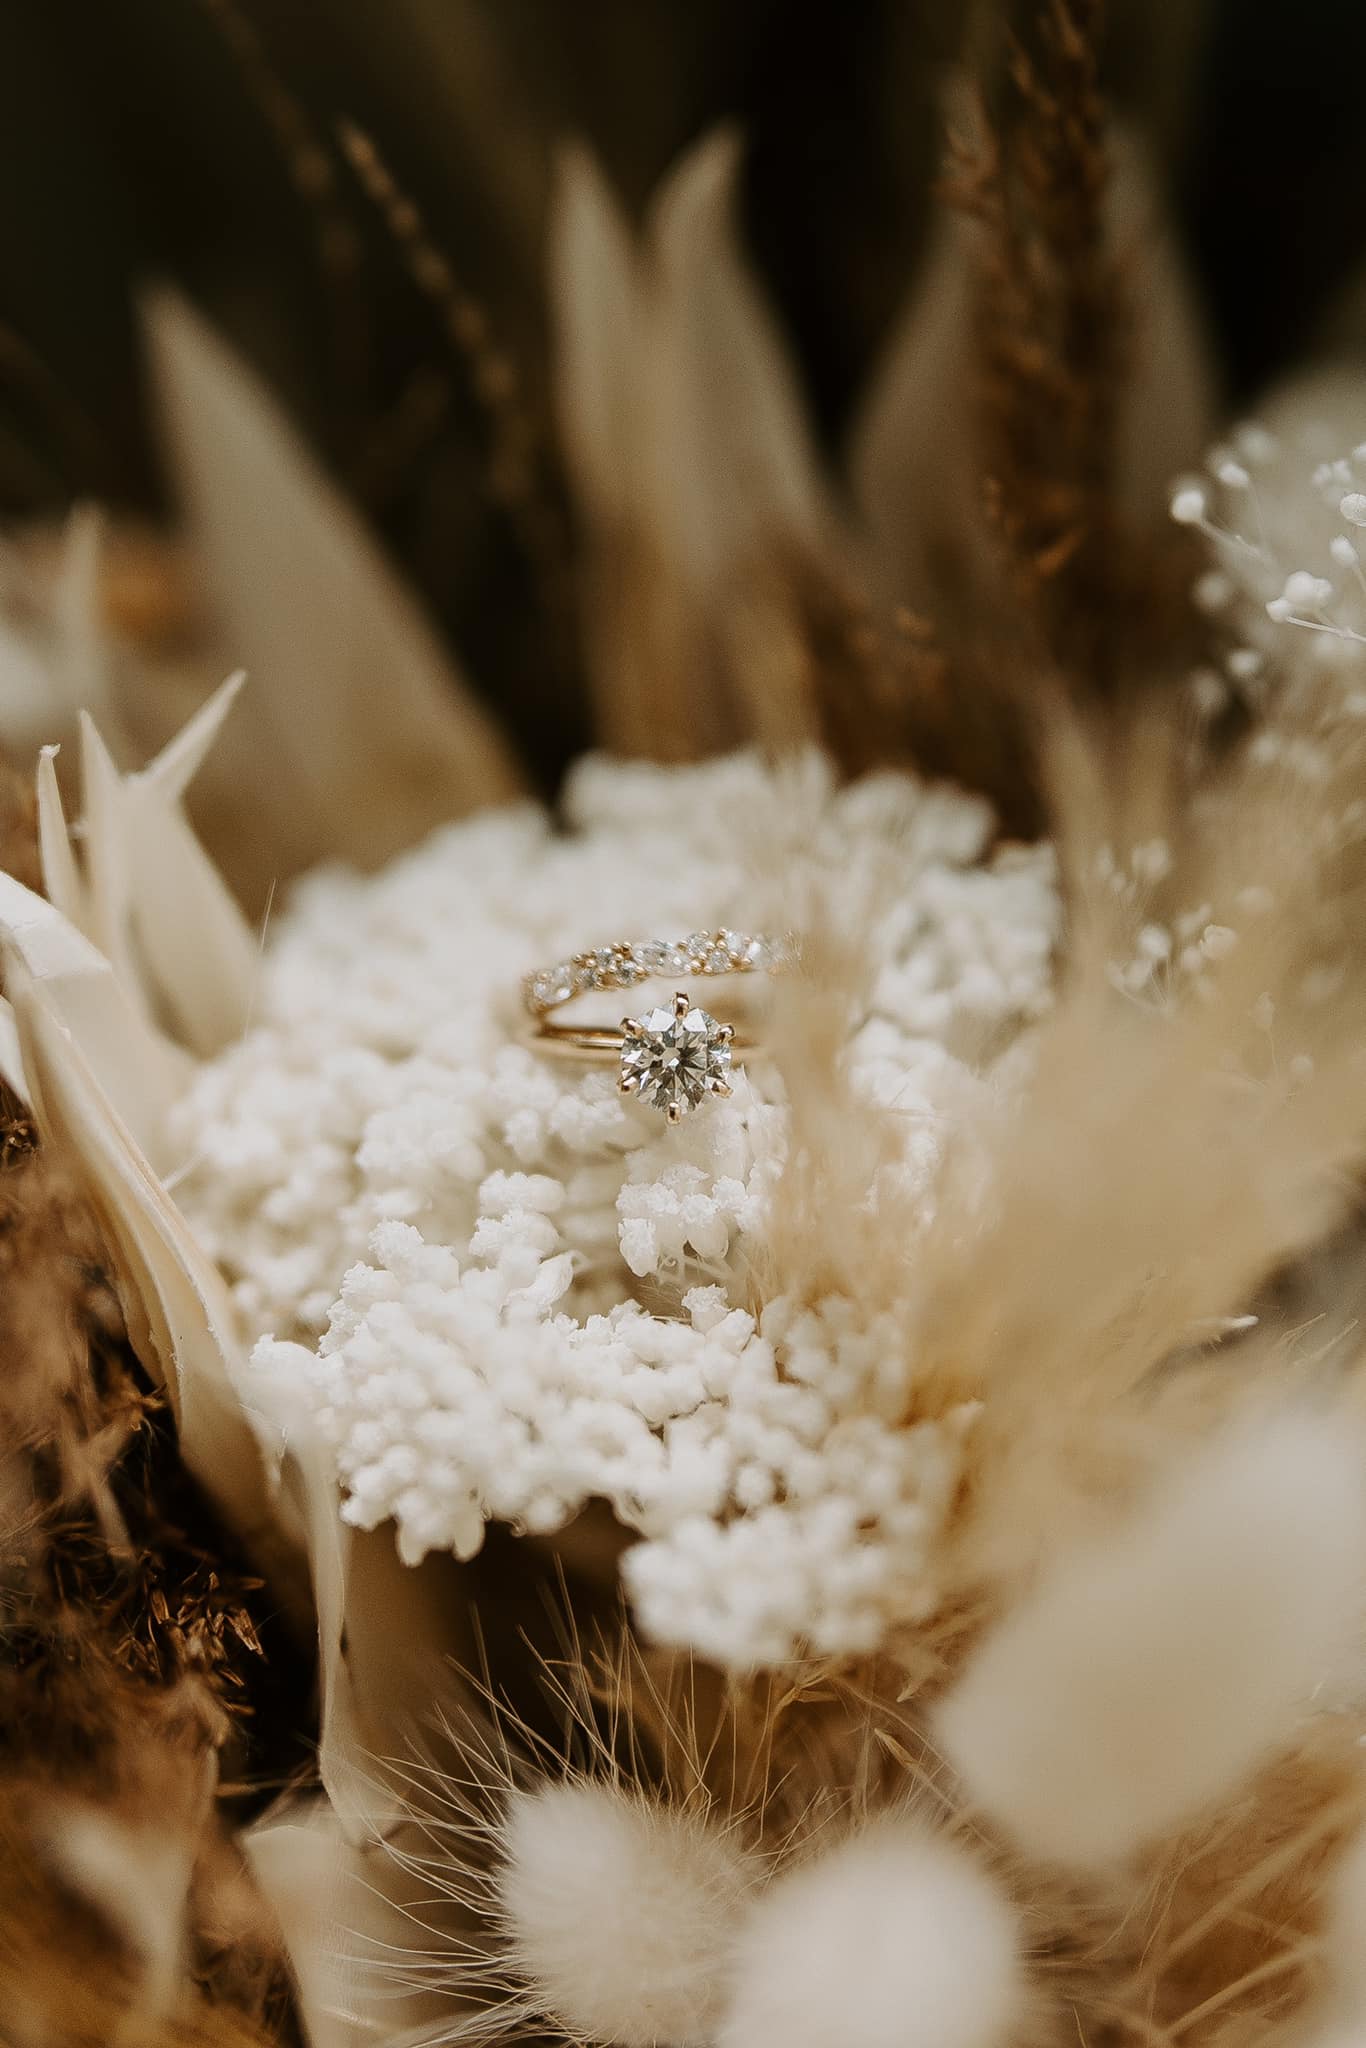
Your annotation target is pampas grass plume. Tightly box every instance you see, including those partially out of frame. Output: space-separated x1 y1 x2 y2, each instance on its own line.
497 1781 759 2045
935 1411 1366 1867
715 1820 1022 2048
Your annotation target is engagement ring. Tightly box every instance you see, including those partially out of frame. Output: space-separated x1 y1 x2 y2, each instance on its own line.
523 930 790 1123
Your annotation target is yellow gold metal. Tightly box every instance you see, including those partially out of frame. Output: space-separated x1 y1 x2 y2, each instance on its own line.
522 931 789 1121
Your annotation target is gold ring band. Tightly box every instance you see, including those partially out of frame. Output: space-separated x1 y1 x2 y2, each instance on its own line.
521 931 790 1123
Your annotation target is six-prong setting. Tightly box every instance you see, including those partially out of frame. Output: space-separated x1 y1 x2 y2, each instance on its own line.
618 992 735 1123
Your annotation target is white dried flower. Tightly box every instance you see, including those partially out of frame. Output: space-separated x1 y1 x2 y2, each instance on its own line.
172 751 1056 1665
498 1783 759 2047
1235 422 1279 466
1283 571 1334 612
716 1820 1023 2048
1192 569 1234 613
1181 414 1366 677
1170 482 1208 525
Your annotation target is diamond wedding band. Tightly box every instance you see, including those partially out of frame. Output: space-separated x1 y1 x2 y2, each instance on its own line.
523 930 790 1123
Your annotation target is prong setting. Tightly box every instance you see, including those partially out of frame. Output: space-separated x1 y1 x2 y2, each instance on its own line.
617 998 735 1123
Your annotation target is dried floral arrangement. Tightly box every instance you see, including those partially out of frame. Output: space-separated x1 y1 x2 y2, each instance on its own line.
4 4 1366 2046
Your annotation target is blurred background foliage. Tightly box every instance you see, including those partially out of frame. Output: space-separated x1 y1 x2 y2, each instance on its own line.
3 0 1365 786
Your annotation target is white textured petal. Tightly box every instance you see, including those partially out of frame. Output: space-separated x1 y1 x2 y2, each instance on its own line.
0 620 63 755
550 143 645 526
935 1412 1366 1866
718 1821 1022 2048
38 688 262 1058
78 709 148 1015
243 1811 372 2048
143 288 522 880
646 126 830 590
245 1350 474 1840
51 504 112 726
0 930 270 1551
35 744 86 929
138 666 245 804
0 870 186 1164
849 204 985 620
551 133 835 755
124 675 260 1056
0 994 26 1101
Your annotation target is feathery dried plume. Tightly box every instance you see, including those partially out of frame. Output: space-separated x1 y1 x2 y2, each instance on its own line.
935 1411 1366 1867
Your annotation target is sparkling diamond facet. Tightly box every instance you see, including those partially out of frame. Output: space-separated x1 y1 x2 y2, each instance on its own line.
619 999 732 1120
636 939 688 976
530 965 574 1008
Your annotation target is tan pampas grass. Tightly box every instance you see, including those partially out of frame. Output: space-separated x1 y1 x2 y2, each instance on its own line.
935 1411 1366 1866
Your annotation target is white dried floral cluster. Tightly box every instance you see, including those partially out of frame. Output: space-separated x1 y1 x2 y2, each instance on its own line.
173 752 1057 1665
1173 417 1366 738
1097 835 1262 1011
1111 420 1366 1009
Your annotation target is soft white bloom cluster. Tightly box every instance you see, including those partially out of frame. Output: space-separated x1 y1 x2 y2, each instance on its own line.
1123 416 1366 1010
1097 834 1268 1012
1173 412 1366 733
173 752 1057 1665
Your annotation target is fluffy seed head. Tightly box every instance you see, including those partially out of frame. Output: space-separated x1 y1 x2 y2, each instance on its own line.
498 1781 759 2045
716 1820 1023 2048
1170 482 1208 524
935 1411 1366 1867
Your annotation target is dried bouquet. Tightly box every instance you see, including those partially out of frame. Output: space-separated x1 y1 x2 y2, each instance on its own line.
3 5 1366 2047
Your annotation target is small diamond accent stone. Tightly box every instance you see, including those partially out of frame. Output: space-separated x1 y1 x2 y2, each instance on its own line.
619 1000 733 1120
530 965 574 1008
636 939 689 976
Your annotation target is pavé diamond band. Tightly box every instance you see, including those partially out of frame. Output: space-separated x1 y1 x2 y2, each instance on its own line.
523 930 790 1123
